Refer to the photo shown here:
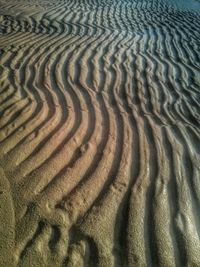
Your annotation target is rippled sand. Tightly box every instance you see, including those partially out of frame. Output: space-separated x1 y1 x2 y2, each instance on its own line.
0 0 200 266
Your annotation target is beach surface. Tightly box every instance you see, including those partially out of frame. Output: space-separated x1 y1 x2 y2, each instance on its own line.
0 0 200 266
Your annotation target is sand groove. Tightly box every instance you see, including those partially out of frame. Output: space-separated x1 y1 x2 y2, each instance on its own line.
0 0 200 266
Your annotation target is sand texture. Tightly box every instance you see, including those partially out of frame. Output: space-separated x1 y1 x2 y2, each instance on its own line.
0 0 200 266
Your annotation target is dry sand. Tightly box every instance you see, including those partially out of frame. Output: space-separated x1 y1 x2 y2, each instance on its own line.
0 0 200 266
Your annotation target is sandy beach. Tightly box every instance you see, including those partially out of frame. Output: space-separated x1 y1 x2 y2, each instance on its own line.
0 0 200 266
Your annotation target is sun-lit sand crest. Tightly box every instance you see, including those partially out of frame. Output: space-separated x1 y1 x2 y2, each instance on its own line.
0 0 200 266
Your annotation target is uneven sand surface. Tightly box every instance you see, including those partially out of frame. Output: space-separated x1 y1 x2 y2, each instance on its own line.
0 0 200 266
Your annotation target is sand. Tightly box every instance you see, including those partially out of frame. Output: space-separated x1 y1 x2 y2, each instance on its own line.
0 0 200 266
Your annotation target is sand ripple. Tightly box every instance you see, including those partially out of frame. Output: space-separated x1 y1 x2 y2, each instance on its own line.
0 0 200 266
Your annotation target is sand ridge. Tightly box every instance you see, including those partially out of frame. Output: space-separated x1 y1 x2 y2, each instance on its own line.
0 0 200 266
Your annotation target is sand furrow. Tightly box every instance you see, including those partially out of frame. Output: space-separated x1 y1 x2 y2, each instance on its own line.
0 0 200 266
